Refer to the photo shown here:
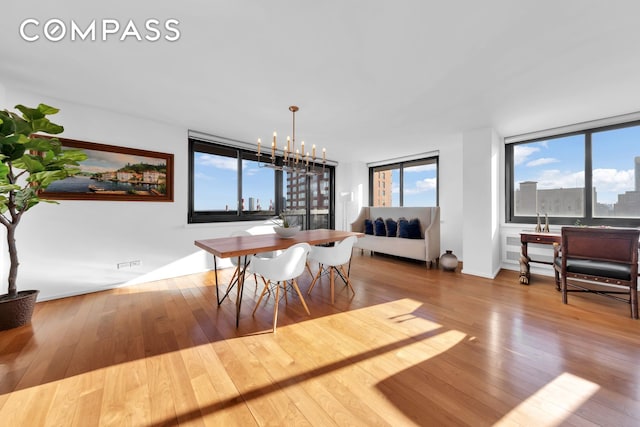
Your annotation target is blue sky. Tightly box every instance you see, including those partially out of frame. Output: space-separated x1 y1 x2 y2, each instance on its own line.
513 125 640 204
391 163 438 206
194 153 279 211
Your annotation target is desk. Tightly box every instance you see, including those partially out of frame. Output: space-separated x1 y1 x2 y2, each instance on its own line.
195 229 364 326
519 231 561 285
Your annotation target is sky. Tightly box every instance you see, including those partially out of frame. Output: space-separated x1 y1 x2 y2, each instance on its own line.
513 125 640 205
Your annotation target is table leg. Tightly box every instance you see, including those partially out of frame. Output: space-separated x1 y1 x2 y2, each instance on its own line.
235 255 248 328
519 240 530 285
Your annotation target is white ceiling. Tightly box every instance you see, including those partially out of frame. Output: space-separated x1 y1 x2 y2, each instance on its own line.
3 1 640 163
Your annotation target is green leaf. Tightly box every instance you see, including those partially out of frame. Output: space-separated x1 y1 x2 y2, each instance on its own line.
0 111 16 136
27 169 69 188
37 104 60 115
1 143 25 161
29 118 64 134
0 162 8 181
13 155 45 173
14 104 45 121
23 136 54 152
0 183 21 193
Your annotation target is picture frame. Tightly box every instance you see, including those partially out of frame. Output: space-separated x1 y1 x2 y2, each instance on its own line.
38 137 174 202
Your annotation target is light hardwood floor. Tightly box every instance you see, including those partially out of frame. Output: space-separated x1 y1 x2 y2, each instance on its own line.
1 252 639 426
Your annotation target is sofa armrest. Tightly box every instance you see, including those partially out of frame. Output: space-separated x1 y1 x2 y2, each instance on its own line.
423 207 441 262
350 206 370 233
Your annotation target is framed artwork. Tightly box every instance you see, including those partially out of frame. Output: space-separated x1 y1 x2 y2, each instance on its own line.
39 137 174 202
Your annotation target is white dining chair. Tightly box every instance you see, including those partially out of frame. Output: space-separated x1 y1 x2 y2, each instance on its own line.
307 236 357 303
251 242 311 333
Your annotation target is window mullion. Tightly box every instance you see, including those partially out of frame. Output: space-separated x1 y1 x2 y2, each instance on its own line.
584 133 593 222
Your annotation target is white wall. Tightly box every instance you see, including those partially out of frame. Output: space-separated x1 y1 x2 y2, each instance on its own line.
1 87 267 300
335 161 367 231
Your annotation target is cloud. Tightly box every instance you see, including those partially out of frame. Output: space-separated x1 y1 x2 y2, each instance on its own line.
592 168 634 193
196 153 237 171
405 177 437 194
513 145 539 166
404 163 437 173
520 167 635 198
532 169 584 190
526 157 559 167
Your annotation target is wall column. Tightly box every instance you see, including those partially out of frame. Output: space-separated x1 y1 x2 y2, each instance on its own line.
461 128 501 278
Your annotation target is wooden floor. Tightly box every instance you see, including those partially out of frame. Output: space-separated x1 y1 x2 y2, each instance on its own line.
1 252 640 426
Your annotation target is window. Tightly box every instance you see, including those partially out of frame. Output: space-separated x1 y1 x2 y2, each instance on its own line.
369 156 438 207
189 137 335 228
506 120 640 226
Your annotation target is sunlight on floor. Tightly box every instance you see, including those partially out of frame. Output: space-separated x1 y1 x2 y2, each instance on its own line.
494 372 600 426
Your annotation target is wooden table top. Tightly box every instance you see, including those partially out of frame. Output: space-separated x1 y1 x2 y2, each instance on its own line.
195 229 364 258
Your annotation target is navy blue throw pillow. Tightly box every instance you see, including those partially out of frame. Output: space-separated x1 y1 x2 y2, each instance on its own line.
398 217 410 238
364 219 374 235
385 218 398 237
374 217 386 236
408 218 421 239
398 217 421 239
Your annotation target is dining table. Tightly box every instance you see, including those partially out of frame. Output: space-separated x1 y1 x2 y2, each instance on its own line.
194 228 364 327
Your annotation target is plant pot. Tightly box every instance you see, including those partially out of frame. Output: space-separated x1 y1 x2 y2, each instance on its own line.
0 290 39 331
273 225 300 238
440 250 458 271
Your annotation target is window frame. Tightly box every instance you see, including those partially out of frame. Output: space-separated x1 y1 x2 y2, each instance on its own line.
368 155 439 207
505 119 640 227
189 137 335 228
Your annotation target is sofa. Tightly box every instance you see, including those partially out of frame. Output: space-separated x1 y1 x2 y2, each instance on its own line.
350 206 440 268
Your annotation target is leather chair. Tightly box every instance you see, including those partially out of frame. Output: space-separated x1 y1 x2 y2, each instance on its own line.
553 226 640 319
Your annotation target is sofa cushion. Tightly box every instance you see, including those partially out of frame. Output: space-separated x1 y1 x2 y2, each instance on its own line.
354 235 427 261
398 217 421 239
364 219 374 235
385 218 398 237
374 217 386 236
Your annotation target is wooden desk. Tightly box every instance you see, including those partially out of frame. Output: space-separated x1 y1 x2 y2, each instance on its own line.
519 231 561 285
195 229 364 326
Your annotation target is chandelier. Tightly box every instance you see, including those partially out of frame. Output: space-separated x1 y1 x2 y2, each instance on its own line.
256 105 326 175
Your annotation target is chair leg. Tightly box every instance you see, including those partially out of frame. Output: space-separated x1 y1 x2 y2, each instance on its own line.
306 261 315 279
561 275 568 305
330 267 335 304
283 281 289 305
307 267 323 295
554 268 560 291
252 279 271 316
631 286 638 319
339 265 355 294
273 282 280 333
291 279 311 315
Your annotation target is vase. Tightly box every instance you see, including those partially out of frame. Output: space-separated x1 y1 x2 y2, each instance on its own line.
535 213 542 233
440 250 458 271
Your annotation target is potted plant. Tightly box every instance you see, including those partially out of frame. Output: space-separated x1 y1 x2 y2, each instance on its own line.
0 103 87 330
272 212 300 238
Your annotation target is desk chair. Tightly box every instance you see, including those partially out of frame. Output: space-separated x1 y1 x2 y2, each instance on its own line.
251 243 312 332
307 236 357 304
